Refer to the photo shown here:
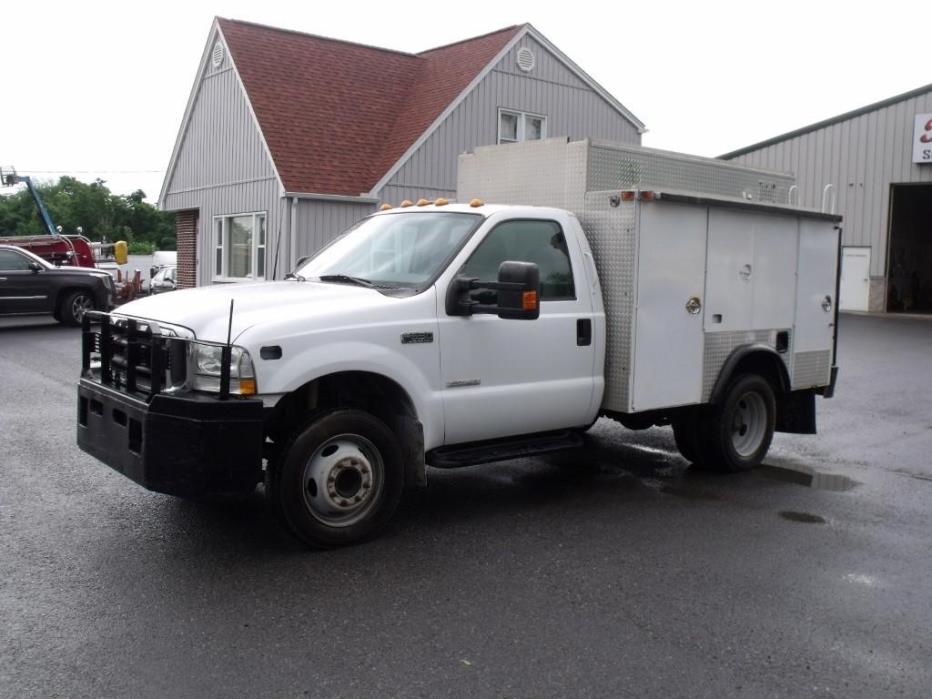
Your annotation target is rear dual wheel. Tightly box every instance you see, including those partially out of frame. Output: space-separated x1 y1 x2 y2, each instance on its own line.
674 373 776 472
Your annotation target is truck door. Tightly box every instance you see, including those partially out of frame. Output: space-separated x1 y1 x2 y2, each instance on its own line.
0 248 48 314
437 217 597 445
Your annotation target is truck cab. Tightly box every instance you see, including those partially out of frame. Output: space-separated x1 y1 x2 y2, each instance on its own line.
77 202 607 547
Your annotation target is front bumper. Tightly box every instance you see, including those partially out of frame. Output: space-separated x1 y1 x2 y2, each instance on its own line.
77 379 264 497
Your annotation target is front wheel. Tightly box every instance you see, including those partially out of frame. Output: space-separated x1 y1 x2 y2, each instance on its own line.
268 409 404 548
693 374 776 472
59 289 96 326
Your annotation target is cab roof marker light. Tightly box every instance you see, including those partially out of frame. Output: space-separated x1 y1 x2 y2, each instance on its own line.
400 200 414 208
434 197 449 206
469 198 484 208
619 190 659 202
379 203 392 211
416 198 431 207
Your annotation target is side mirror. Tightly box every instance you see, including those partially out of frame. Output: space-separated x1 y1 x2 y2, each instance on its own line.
445 260 540 320
150 266 158 278
29 261 42 272
294 255 310 270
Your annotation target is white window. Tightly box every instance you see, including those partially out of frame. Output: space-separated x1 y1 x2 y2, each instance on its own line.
212 212 266 281
498 109 547 144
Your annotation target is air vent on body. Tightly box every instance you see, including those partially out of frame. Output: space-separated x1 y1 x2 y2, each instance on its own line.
516 47 536 73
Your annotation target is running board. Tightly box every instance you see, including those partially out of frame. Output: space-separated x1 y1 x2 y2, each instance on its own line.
427 430 584 469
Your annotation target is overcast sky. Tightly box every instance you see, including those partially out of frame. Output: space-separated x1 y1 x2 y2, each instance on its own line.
3 0 928 201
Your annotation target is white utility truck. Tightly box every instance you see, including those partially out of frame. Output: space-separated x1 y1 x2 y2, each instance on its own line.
77 138 840 548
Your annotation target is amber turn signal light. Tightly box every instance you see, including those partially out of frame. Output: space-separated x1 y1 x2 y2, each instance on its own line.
522 290 538 311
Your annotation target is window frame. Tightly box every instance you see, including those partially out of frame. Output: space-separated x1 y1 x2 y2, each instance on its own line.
458 217 577 302
497 108 548 145
211 211 267 282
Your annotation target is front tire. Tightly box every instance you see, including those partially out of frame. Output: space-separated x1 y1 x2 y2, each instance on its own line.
59 289 95 326
693 374 776 472
268 409 404 548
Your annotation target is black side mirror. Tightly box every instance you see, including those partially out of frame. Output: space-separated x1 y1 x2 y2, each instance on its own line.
446 261 540 320
150 266 158 278
28 261 42 272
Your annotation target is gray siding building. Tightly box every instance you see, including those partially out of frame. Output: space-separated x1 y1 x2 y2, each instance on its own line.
722 84 932 314
159 18 644 288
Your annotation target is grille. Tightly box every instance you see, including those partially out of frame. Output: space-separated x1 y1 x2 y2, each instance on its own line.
82 313 187 399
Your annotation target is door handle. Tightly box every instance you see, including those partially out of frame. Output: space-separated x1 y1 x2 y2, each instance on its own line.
0 277 7 282
577 318 592 346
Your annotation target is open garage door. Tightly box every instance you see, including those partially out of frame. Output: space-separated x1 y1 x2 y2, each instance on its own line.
887 184 932 313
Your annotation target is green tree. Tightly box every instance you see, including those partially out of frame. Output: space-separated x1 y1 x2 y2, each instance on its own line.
0 176 175 248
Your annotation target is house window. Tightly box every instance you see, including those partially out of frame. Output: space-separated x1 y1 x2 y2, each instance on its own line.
497 109 547 144
213 212 266 280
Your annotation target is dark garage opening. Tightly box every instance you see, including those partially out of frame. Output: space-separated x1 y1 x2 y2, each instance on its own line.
887 183 932 313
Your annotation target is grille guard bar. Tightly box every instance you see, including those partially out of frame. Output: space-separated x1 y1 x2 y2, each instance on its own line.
81 310 236 401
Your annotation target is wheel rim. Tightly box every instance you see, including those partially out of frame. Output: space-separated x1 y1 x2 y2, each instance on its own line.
71 294 93 321
301 433 384 528
730 391 768 458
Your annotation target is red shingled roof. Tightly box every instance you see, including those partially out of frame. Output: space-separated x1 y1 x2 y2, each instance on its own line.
217 19 521 196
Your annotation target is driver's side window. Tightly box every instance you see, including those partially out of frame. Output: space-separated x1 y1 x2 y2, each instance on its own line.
459 219 575 301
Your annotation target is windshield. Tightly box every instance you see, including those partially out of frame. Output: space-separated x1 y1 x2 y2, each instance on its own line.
295 212 482 289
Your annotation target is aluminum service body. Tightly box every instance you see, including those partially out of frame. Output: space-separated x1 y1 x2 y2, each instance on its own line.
457 138 839 413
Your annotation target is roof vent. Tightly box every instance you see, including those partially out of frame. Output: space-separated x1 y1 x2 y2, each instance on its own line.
211 41 225 68
516 47 536 73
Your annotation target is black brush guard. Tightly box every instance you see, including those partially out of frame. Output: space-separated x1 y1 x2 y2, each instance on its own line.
77 312 264 497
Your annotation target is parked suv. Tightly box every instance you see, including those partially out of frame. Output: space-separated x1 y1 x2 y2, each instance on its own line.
0 244 114 325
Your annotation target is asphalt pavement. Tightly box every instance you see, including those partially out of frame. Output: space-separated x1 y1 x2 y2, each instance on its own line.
1 313 931 697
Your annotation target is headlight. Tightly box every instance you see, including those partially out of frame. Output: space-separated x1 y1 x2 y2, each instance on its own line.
191 344 256 395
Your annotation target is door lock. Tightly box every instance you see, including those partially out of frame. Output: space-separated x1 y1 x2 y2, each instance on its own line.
685 297 702 314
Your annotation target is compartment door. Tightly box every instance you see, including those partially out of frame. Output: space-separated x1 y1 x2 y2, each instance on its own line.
793 220 839 388
631 202 708 411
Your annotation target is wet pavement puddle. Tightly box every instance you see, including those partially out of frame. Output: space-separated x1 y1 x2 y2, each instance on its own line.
758 463 860 492
779 511 827 524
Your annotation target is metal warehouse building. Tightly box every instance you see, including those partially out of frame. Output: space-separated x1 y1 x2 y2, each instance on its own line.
721 83 932 314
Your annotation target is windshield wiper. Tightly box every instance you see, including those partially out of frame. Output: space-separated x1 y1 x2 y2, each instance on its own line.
317 274 376 288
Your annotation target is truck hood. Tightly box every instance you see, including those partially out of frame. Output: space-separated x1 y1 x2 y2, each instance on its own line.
115 281 390 342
